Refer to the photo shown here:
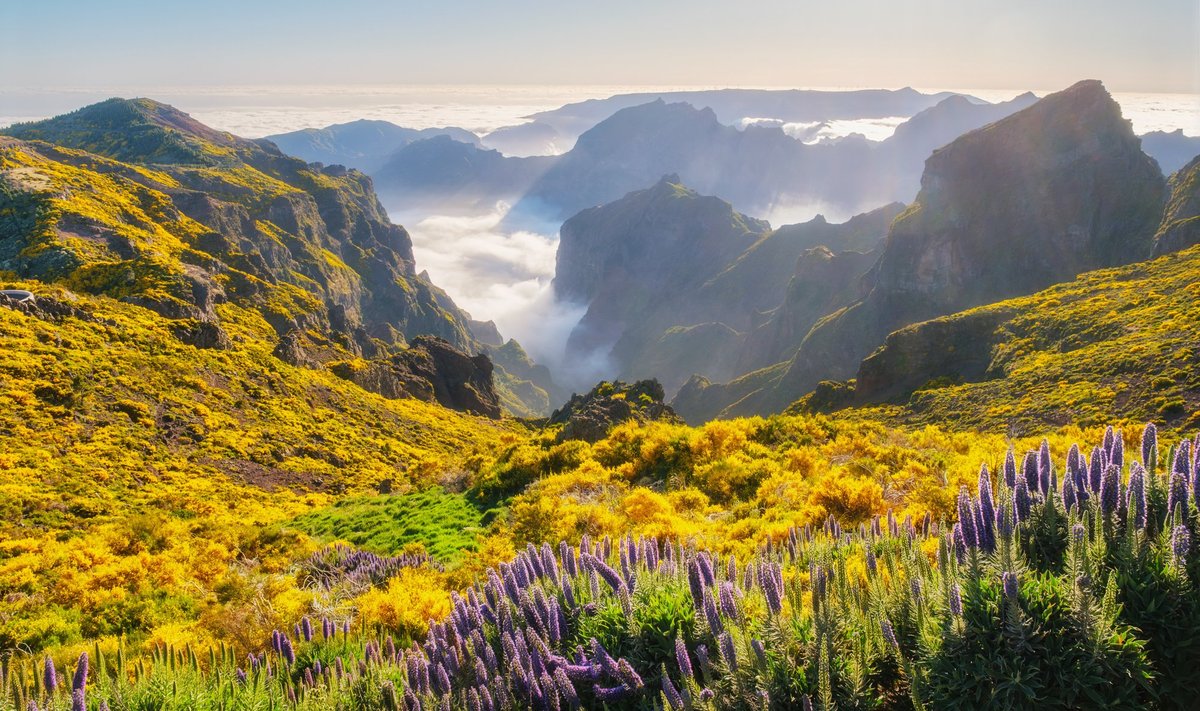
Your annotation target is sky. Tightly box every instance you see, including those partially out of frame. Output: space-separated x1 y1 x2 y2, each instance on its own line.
1 0 1197 93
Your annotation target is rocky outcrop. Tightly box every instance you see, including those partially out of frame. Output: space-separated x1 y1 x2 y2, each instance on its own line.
554 177 901 394
1152 154 1200 256
733 246 877 373
853 308 1017 401
548 379 680 443
330 336 502 418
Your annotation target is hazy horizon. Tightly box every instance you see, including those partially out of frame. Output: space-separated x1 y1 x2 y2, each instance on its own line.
3 0 1197 93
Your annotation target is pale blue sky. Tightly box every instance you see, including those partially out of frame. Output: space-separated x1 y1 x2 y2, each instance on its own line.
1 0 1196 92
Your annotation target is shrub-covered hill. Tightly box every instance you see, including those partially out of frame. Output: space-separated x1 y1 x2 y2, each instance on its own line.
802 241 1200 434
0 279 525 651
0 99 556 416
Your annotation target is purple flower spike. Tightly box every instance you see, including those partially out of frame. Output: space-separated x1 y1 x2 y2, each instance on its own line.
1141 424 1157 469
1172 525 1191 566
72 652 88 693
957 487 978 549
1003 449 1017 488
662 672 686 710
1038 439 1052 496
881 619 899 650
44 656 57 695
71 689 85 711
1001 572 1019 601
718 632 738 672
1100 465 1121 516
1127 464 1147 530
1022 452 1039 496
675 637 694 680
1013 477 1031 523
1088 447 1103 493
1168 471 1189 521
949 583 963 616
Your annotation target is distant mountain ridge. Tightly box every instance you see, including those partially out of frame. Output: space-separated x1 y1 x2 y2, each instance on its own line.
674 80 1169 421
266 120 481 173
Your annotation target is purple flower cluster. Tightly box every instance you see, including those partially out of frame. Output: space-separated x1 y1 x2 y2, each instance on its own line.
300 544 439 590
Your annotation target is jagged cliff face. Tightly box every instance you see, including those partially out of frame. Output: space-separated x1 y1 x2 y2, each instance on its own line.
766 80 1167 407
1152 154 1200 256
870 80 1164 314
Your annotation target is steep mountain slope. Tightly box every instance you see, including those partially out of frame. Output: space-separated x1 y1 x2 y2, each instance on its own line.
826 241 1200 434
1152 153 1200 256
265 119 480 173
554 178 899 393
554 177 767 388
676 80 1168 420
0 99 555 416
2 98 474 349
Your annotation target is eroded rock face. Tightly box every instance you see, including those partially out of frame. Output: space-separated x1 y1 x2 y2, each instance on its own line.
549 379 680 443
329 336 502 418
1152 154 1200 256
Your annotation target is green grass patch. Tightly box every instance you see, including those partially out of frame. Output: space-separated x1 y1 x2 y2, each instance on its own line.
291 488 484 563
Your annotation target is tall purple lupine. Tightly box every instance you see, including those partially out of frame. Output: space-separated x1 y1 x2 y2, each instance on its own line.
675 637 694 680
717 632 738 672
978 465 996 543
1167 471 1189 521
1004 449 1017 488
949 583 963 616
1062 475 1077 515
1001 572 1019 601
957 487 978 549
71 689 85 711
1038 439 1052 496
1089 447 1104 494
44 656 57 696
951 523 966 563
1172 525 1191 567
881 619 899 650
661 673 686 710
1142 423 1157 469
1022 452 1039 497
1111 431 1124 469
1100 465 1120 517
72 652 88 694
1103 426 1116 462
1128 464 1147 530
1013 477 1031 524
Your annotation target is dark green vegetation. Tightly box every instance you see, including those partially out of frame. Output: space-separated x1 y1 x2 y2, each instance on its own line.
292 489 484 563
